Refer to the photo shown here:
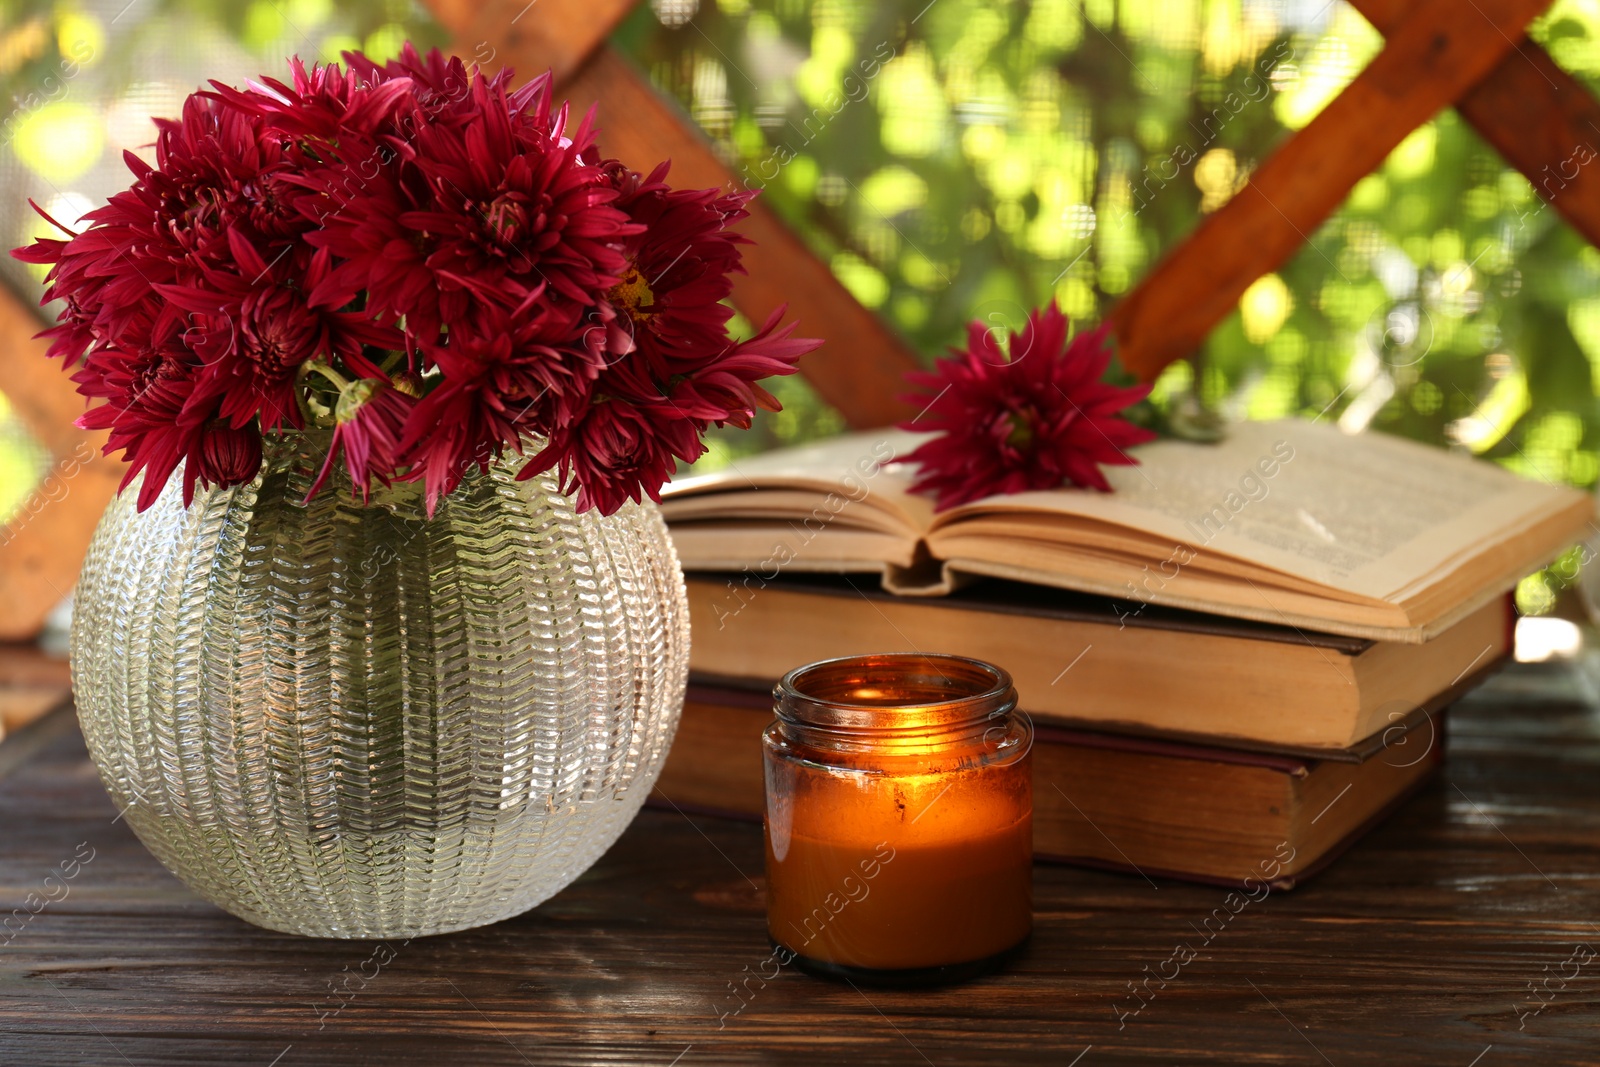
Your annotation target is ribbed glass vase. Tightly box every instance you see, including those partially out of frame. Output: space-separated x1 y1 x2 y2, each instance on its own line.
70 438 689 938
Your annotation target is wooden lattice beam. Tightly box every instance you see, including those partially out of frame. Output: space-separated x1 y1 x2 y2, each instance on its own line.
1110 0 1557 380
1351 0 1600 249
435 0 638 83
0 281 123 641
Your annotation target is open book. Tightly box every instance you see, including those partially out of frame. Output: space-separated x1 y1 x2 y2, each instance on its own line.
661 420 1594 642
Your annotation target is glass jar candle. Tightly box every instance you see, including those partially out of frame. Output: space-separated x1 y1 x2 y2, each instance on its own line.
763 653 1033 984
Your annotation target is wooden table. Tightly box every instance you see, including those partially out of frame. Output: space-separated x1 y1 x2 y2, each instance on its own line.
1 658 1597 1066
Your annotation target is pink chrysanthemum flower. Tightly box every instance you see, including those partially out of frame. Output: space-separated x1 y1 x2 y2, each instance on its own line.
400 299 608 512
898 304 1156 511
309 367 416 503
527 307 820 516
298 65 634 347
603 162 753 374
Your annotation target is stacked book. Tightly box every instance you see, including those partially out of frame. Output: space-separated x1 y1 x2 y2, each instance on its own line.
653 420 1591 887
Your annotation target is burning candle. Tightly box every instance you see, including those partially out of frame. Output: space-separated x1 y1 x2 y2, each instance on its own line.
763 653 1033 984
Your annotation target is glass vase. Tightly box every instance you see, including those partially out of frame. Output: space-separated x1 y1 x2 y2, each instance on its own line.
70 437 689 938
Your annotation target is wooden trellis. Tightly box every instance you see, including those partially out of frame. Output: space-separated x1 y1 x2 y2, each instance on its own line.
0 286 125 640
2 0 1596 639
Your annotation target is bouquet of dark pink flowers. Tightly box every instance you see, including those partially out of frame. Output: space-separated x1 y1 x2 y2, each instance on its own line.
12 46 819 516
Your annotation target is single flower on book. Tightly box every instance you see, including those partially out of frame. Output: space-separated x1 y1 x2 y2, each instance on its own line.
897 302 1155 510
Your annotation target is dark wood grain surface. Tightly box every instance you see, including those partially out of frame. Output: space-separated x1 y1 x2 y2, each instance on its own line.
1 659 1597 1066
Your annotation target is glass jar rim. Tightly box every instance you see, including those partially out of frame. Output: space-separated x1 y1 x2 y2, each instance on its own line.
774 652 1017 733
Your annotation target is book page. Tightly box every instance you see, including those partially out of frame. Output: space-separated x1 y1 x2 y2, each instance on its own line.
930 419 1590 600
662 430 935 537
661 489 915 536
665 522 920 570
